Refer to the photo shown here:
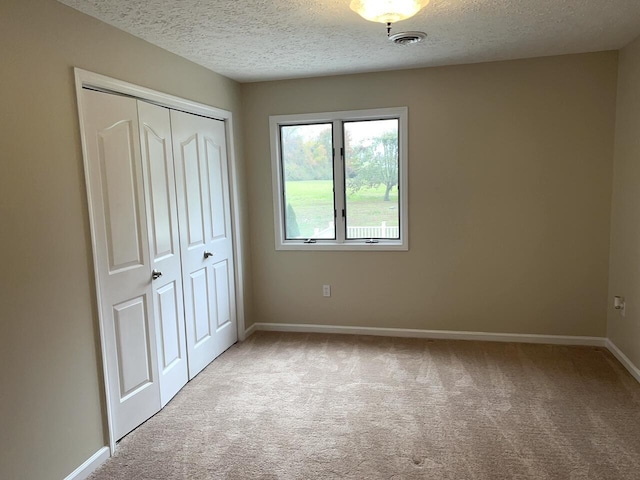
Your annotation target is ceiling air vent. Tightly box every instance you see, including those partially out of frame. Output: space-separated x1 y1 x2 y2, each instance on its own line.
388 31 427 46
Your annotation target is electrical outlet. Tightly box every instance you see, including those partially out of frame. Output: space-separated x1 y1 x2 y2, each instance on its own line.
614 296 626 317
322 285 331 297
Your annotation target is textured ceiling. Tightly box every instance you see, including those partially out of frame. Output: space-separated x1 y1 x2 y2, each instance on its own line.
58 0 640 82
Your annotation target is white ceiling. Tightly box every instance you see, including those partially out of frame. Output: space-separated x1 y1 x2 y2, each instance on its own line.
59 0 640 83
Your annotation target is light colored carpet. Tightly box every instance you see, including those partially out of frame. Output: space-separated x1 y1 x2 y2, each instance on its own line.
89 332 640 479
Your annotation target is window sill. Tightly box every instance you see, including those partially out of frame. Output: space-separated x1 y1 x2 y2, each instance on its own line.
275 241 408 251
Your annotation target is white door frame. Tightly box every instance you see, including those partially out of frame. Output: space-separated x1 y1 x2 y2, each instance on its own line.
74 68 247 453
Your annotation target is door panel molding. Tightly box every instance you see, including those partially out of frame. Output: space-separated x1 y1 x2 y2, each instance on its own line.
112 295 153 399
156 281 182 371
98 120 145 272
181 136 206 248
142 123 174 260
213 260 231 330
205 139 227 240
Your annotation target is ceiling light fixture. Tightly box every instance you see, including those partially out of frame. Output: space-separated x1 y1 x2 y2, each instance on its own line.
350 0 430 36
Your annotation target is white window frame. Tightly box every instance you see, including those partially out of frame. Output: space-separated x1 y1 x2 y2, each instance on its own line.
270 107 409 251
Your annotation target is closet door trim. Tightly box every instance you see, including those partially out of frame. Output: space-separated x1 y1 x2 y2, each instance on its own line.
74 68 247 454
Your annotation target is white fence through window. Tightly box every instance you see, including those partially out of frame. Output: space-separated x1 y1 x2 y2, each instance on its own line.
313 221 399 239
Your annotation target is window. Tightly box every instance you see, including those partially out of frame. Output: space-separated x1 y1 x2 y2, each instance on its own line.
270 107 408 250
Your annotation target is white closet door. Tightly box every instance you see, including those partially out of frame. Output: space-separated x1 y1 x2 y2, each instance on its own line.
171 110 238 379
137 101 189 406
81 89 161 440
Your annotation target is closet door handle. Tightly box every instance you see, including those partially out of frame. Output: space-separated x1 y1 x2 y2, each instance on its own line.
152 269 163 280
204 251 215 259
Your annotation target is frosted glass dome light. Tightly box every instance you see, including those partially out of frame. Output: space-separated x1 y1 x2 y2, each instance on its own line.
349 0 430 24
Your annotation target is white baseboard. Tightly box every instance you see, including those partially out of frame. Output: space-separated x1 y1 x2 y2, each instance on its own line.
244 323 257 339
251 322 607 346
63 446 109 480
606 339 640 383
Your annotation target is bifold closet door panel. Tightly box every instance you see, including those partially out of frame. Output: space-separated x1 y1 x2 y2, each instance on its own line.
171 110 238 379
137 101 189 407
80 89 161 440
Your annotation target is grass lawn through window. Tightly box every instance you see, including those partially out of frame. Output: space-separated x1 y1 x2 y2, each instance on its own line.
284 180 399 238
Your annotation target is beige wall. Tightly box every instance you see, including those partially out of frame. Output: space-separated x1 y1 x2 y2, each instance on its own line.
242 52 618 337
0 1 251 479
608 35 640 368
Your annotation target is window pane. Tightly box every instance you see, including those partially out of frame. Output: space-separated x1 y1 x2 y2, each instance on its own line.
344 119 400 239
280 124 335 239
